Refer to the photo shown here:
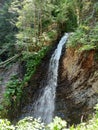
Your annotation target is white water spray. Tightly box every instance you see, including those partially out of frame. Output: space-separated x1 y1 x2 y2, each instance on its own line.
34 33 69 124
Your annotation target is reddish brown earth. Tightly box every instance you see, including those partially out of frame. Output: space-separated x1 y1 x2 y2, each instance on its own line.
1 46 98 125
56 48 98 124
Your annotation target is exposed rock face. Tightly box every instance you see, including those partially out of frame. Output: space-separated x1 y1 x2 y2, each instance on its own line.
56 48 98 124
19 47 98 125
0 62 23 104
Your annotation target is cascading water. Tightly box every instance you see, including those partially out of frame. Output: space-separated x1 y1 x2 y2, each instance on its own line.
33 33 69 124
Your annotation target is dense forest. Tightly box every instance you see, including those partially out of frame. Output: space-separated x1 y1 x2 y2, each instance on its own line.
0 0 98 129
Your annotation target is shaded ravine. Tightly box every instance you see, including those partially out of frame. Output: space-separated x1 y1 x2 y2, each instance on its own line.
20 33 69 124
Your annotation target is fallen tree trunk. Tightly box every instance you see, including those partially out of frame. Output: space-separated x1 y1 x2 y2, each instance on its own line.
0 54 21 68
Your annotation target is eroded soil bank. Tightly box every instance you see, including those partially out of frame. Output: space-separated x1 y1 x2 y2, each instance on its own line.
56 48 98 124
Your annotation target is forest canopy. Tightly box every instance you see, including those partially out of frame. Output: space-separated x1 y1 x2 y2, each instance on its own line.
0 0 78 62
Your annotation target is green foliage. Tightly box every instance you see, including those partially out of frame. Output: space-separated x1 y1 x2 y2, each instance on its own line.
79 44 96 51
67 25 89 47
22 46 50 84
0 0 78 62
1 103 98 129
0 1 14 43
47 117 67 130
1 106 98 130
16 117 67 130
93 2 98 20
47 30 58 40
16 117 45 130
0 46 49 118
0 119 15 130
49 105 98 130
16 0 56 52
89 23 98 46
16 0 35 48
54 0 77 31
70 105 98 130
0 117 67 130
68 23 98 51
4 74 22 107
0 0 18 61
0 74 22 117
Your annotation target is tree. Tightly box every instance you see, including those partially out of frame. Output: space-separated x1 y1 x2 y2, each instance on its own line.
0 0 18 61
16 0 55 52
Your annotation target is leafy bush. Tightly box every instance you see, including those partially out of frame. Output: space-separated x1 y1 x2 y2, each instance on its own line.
56 0 77 32
1 106 98 130
22 46 50 84
47 117 67 130
0 117 67 130
0 0 18 61
16 117 67 130
67 25 88 47
4 74 22 107
16 117 45 130
0 74 22 118
89 23 98 46
79 44 96 51
67 23 98 51
0 46 50 118
0 119 14 130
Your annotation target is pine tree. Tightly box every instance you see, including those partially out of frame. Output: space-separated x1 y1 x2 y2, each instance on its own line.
0 0 19 61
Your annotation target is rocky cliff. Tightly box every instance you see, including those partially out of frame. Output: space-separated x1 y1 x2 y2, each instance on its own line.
56 47 98 124
19 46 98 125
0 62 22 104
1 44 98 125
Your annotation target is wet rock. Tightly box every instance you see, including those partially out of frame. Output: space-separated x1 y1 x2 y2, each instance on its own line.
56 48 98 124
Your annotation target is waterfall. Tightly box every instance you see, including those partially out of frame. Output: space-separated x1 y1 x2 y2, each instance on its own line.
34 33 69 124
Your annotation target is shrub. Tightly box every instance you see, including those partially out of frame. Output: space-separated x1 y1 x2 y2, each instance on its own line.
0 108 98 130
0 119 14 130
0 46 50 118
16 117 67 130
46 117 67 130
16 117 45 130
67 23 98 51
67 25 88 47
